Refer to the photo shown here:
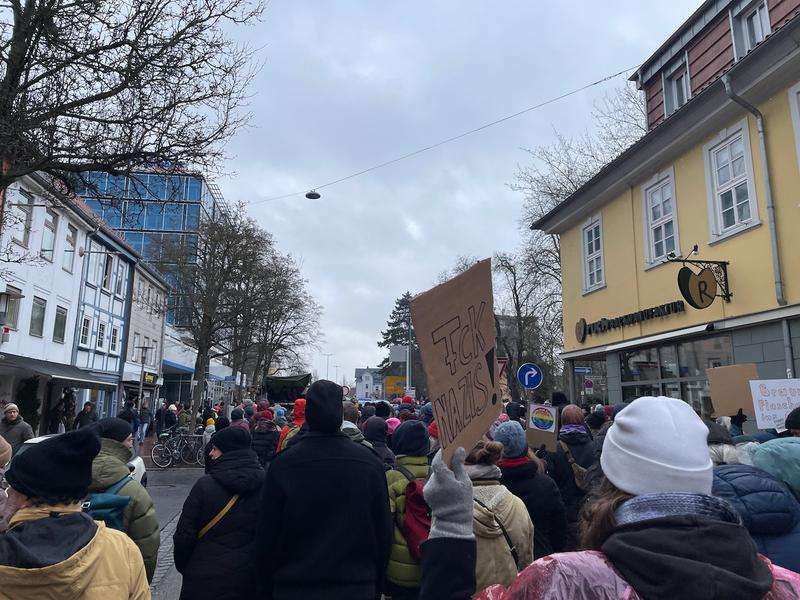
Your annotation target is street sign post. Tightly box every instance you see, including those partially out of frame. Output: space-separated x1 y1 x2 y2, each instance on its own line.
584 379 594 389
517 363 544 390
574 366 593 375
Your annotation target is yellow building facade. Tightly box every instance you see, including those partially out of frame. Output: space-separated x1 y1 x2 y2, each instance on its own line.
535 2 800 409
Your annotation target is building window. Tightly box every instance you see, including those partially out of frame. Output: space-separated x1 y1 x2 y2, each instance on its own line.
63 224 77 273
150 341 158 367
109 326 119 354
733 1 770 58
133 333 140 362
29 296 46 337
3 285 22 329
79 316 92 346
12 190 34 248
102 254 114 290
115 262 126 296
97 322 107 351
664 61 689 115
40 209 59 262
643 171 679 266
582 215 604 293
53 306 67 343
704 120 759 240
143 337 151 364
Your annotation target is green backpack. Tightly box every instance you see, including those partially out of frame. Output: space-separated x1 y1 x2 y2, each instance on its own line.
83 476 131 530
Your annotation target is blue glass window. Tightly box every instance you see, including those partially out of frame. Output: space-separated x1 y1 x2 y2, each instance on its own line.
107 175 126 197
86 199 102 214
145 203 163 229
86 172 107 196
167 176 185 201
124 202 146 228
163 204 184 230
145 175 167 200
186 177 202 202
185 205 200 230
127 175 147 199
142 233 161 260
104 203 123 227
124 232 143 253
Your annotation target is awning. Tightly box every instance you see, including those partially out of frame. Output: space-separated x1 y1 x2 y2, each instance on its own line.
0 353 118 390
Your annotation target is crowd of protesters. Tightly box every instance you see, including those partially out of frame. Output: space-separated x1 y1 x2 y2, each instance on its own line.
1 382 800 599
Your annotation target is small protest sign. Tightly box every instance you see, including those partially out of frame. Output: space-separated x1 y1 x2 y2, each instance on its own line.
526 403 559 453
706 363 759 418
410 259 501 464
749 379 800 431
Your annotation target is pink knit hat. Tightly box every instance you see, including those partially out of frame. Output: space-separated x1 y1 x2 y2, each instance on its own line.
386 417 401 433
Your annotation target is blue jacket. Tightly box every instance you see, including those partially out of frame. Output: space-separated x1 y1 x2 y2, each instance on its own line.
712 464 800 573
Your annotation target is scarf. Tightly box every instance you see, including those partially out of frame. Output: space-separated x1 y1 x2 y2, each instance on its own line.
465 463 502 481
615 493 741 528
559 424 587 436
497 456 531 469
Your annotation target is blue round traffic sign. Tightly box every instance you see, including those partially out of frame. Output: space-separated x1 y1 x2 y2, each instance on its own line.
517 363 544 390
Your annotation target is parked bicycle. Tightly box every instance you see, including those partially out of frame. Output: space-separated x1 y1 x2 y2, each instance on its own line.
150 427 205 468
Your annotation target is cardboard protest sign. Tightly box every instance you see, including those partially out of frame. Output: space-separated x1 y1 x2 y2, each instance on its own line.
706 363 759 418
526 404 559 453
749 379 800 431
410 259 500 464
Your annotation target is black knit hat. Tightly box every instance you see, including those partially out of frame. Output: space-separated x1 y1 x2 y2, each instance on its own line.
391 420 430 456
231 408 244 421
94 417 133 442
212 426 251 453
305 380 343 433
374 401 391 419
786 406 800 430
6 428 100 500
216 416 230 430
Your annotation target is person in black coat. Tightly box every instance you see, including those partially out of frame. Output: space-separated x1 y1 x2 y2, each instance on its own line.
362 416 396 469
204 417 230 473
549 405 597 548
73 401 98 429
255 379 392 600
250 415 279 468
174 427 265 600
494 421 567 558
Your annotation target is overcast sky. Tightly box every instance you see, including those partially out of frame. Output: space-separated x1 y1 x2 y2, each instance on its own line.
219 1 700 386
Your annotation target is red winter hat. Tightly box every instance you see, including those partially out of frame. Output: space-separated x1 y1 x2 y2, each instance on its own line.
428 420 439 439
261 409 273 420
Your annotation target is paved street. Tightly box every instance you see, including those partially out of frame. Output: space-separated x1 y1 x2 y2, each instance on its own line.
147 467 204 600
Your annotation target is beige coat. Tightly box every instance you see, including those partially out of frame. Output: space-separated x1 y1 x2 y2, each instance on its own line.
0 504 151 600
472 481 534 592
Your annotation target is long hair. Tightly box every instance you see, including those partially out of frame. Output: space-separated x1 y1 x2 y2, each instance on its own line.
578 475 634 550
466 440 504 465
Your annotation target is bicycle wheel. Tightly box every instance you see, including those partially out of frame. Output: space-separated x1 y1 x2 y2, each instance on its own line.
196 445 205 466
151 443 173 468
181 439 198 464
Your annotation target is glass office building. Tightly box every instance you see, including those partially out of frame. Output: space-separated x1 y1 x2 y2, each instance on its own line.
76 171 219 323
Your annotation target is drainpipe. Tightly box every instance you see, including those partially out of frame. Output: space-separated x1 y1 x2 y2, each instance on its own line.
722 75 787 306
782 319 795 378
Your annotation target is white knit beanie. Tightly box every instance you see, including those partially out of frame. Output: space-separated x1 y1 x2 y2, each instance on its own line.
601 396 713 496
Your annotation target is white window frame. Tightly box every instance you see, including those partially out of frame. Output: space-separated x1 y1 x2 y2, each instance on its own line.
790 81 800 174
642 168 681 269
63 223 77 273
102 254 114 291
4 285 22 330
12 189 34 248
96 321 107 351
109 325 120 354
150 340 158 367
663 58 690 116
53 305 68 344
40 209 59 262
133 333 140 362
581 214 605 294
731 1 771 60
703 118 760 243
29 296 46 338
79 315 92 347
114 262 126 297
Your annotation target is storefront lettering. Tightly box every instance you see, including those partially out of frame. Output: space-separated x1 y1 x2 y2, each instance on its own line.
575 300 685 343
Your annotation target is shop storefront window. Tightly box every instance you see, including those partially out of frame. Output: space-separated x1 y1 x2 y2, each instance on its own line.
620 334 732 418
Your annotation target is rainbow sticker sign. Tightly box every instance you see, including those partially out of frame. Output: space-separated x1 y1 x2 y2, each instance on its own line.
529 404 558 433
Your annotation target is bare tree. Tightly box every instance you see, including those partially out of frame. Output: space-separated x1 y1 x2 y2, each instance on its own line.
510 83 646 383
0 0 262 196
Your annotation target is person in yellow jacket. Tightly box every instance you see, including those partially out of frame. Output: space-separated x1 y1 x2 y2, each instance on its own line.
384 420 431 599
0 427 150 600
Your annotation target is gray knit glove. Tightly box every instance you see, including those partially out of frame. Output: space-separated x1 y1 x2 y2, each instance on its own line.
424 447 474 540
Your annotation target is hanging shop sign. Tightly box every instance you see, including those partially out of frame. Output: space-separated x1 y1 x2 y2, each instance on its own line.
666 248 732 310
575 300 685 343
